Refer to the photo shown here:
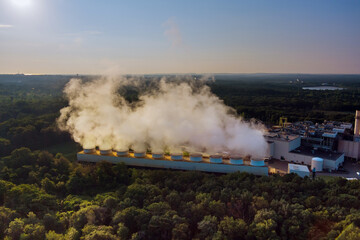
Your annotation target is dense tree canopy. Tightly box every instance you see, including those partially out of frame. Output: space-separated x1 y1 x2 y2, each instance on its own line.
0 148 360 239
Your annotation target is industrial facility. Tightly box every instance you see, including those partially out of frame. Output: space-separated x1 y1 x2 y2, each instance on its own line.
77 150 269 176
266 133 344 171
266 110 360 172
77 110 360 177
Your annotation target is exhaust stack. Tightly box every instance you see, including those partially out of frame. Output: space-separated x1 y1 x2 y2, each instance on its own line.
100 149 112 155
134 151 146 158
354 110 360 136
190 153 202 162
83 148 95 154
209 154 222 163
116 149 129 157
230 155 243 165
152 152 164 159
171 153 183 161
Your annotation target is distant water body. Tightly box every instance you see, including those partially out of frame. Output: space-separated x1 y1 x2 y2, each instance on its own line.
302 86 344 90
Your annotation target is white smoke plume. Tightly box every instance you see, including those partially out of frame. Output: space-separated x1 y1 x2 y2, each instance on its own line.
57 75 268 158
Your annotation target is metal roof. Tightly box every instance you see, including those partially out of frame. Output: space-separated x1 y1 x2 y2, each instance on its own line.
288 164 310 172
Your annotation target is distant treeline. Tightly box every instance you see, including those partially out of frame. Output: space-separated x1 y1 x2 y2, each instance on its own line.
208 74 360 124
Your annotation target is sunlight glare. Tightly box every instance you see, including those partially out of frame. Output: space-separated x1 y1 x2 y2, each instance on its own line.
11 0 33 8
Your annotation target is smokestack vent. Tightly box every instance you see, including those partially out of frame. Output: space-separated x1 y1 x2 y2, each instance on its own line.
83 148 95 154
171 153 183 161
152 152 164 159
134 151 146 158
209 154 223 163
190 153 203 162
116 149 129 157
250 159 265 167
230 155 243 165
100 149 112 155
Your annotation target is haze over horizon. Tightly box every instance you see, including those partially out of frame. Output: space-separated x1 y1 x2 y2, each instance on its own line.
0 0 359 75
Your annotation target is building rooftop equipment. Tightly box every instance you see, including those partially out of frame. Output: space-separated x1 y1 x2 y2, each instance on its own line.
322 132 337 138
290 146 343 161
265 133 300 142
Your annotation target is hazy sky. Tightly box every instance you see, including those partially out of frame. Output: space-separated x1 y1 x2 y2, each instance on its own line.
0 0 359 74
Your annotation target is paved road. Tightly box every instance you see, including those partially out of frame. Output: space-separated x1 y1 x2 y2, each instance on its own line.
317 159 360 179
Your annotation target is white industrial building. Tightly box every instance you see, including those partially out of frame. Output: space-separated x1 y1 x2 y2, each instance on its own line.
266 133 344 171
288 164 310 178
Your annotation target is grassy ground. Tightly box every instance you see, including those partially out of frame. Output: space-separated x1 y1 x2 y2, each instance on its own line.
43 141 80 161
317 175 338 182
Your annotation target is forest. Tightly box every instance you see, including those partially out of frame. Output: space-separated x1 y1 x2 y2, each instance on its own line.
0 74 360 239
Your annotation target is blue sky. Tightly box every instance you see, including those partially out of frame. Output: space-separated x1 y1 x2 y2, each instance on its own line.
0 0 359 74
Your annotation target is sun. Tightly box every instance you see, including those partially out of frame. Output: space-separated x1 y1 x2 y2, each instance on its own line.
11 0 33 8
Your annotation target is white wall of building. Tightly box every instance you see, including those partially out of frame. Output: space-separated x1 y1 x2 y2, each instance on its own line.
270 137 301 161
338 139 360 160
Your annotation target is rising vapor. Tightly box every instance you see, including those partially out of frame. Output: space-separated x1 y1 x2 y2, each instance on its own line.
57 76 268 158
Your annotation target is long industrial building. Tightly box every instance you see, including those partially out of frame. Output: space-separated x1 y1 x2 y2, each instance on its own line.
77 151 269 176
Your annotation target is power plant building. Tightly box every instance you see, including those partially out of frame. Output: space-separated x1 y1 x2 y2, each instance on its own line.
266 133 344 171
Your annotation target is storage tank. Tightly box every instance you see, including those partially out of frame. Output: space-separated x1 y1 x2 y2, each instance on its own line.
152 152 164 159
83 148 95 154
171 153 183 161
116 149 129 157
99 149 112 155
190 153 202 162
250 159 265 166
134 151 146 158
230 155 243 165
209 154 222 163
311 157 323 172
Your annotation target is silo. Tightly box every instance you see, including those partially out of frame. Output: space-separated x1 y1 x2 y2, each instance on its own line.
83 148 95 154
250 159 265 166
152 152 164 159
311 157 323 172
230 155 243 165
134 151 146 158
116 149 129 157
171 153 183 161
100 149 112 155
209 154 223 163
190 153 203 162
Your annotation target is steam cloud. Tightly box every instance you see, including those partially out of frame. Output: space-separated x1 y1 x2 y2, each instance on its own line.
57 76 268 158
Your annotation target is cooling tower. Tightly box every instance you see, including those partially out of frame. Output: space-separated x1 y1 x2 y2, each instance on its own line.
230 155 243 165
116 149 129 157
250 159 265 166
190 153 203 162
171 153 183 161
100 149 112 155
134 151 146 158
83 148 95 154
209 154 222 163
152 152 164 159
